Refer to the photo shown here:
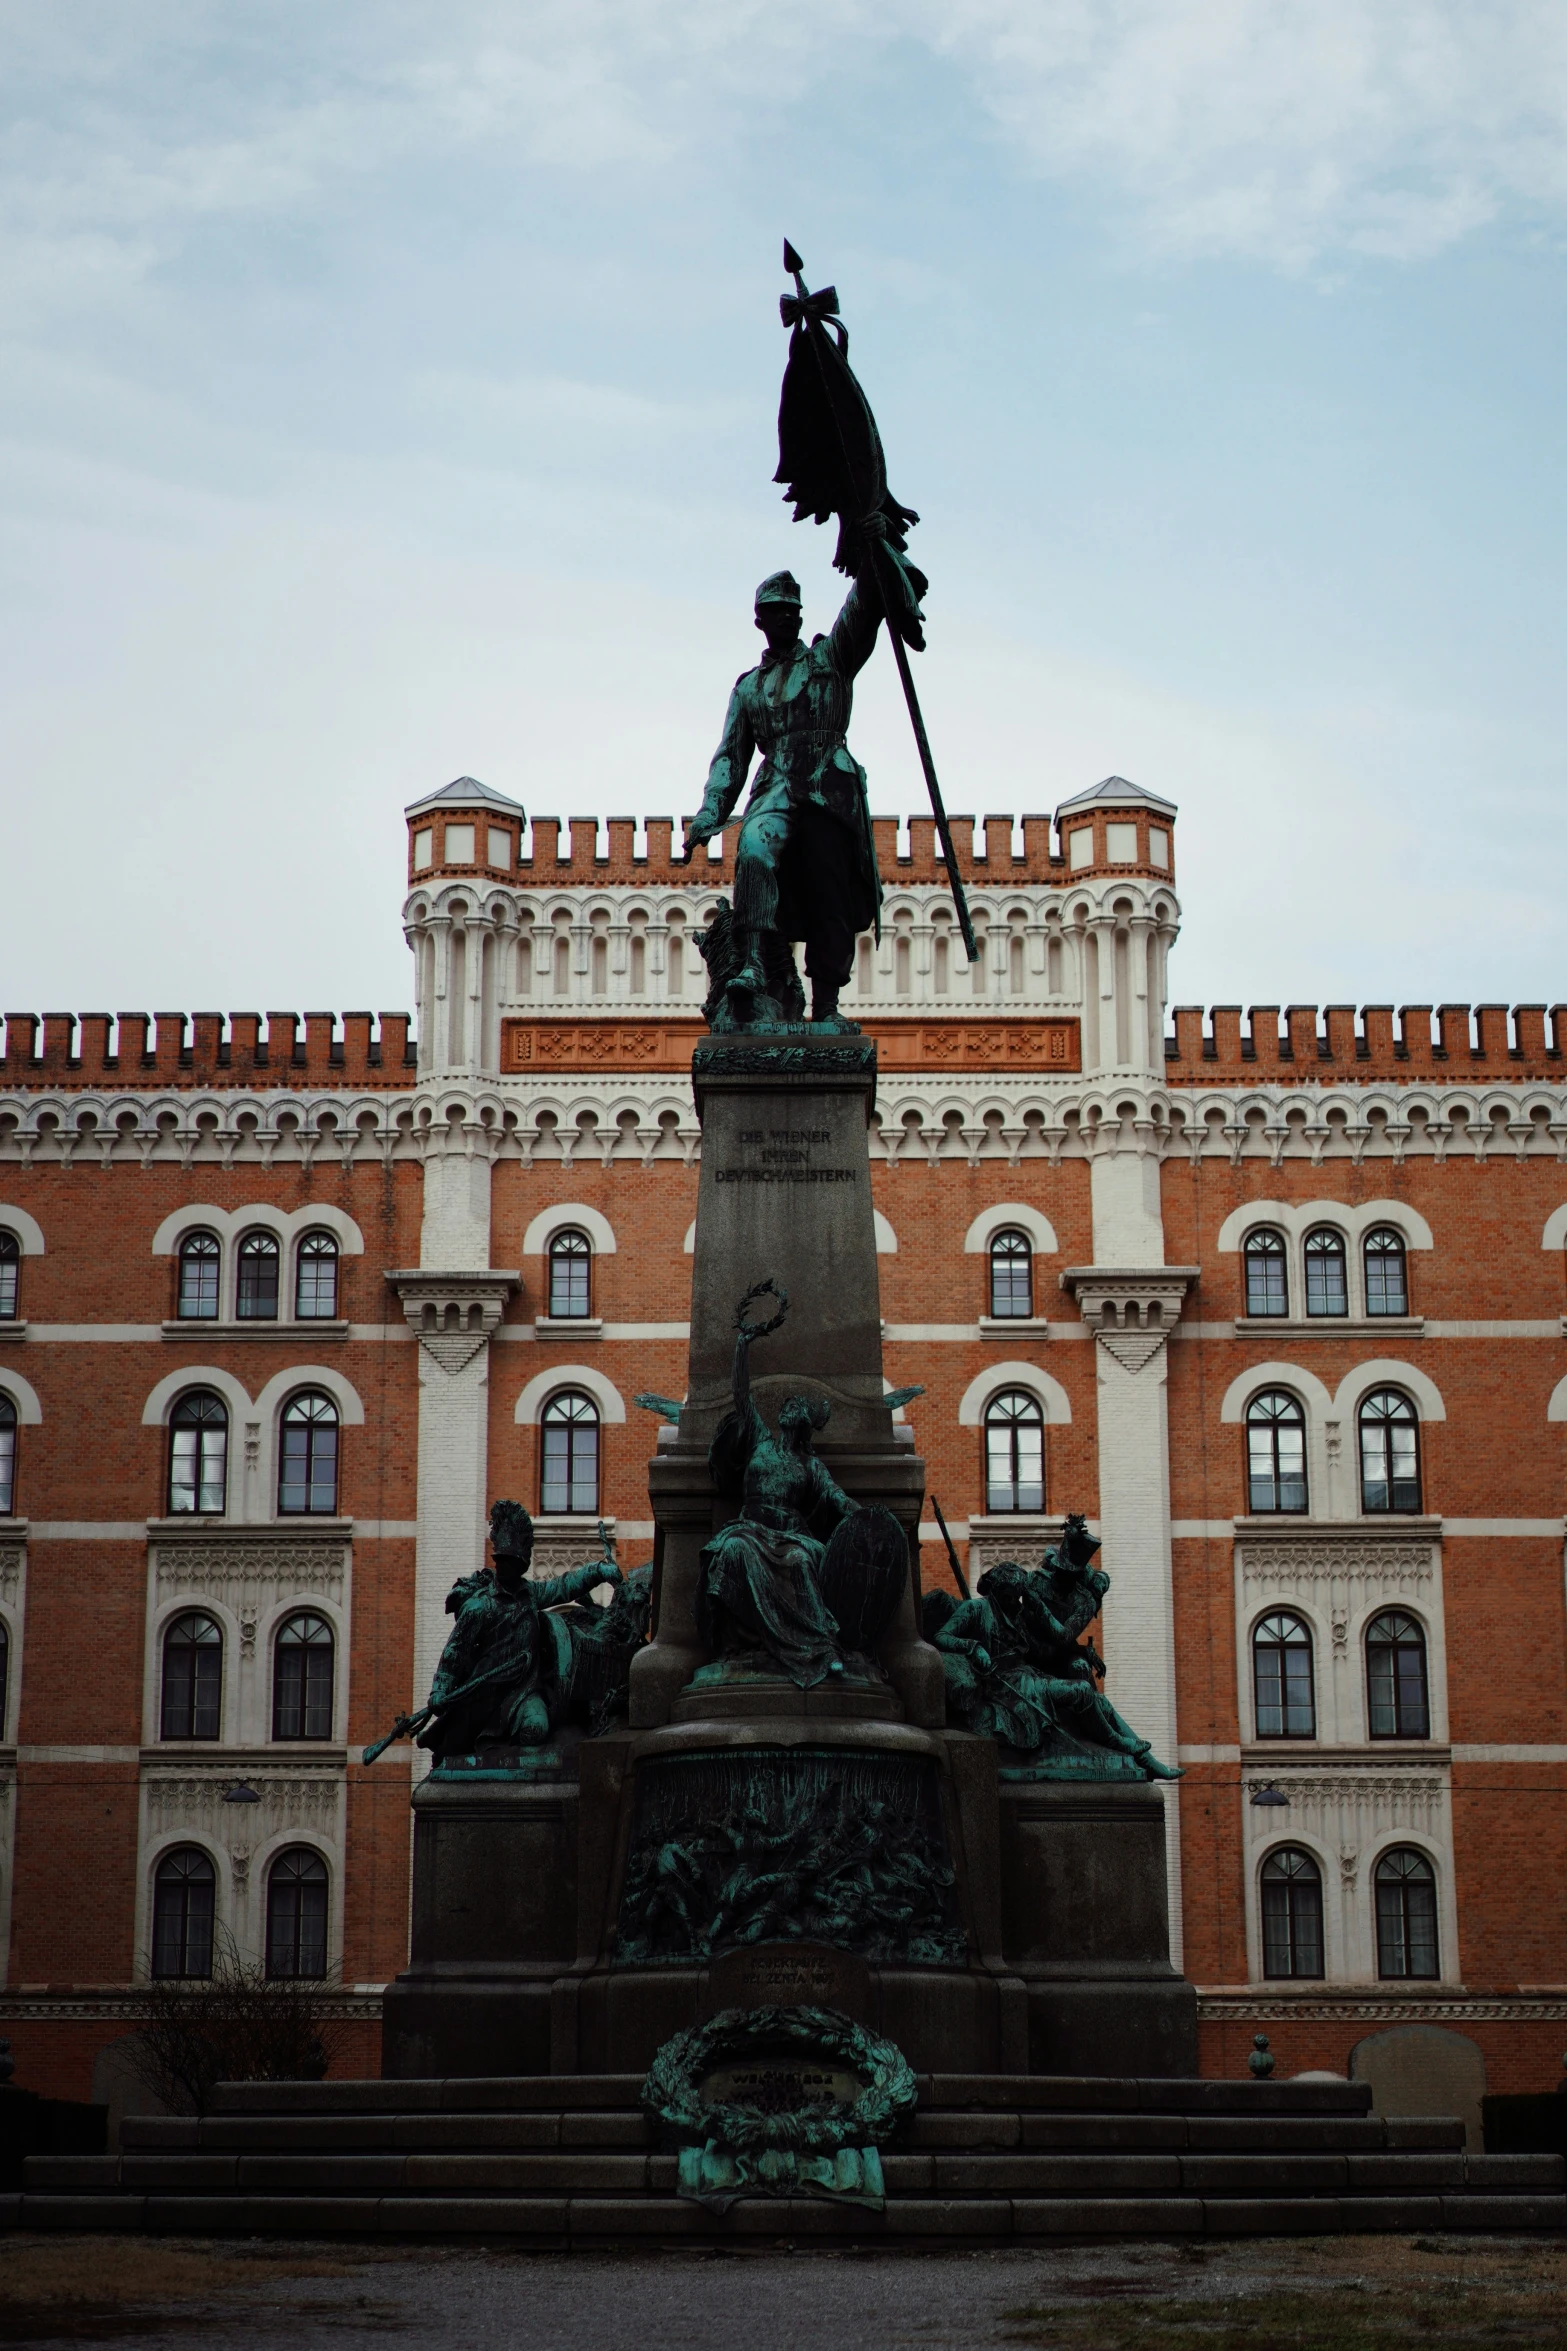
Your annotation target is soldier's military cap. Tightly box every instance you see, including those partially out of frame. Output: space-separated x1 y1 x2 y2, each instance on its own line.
754 569 802 608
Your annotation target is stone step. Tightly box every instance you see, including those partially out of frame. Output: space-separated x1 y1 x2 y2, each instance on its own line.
207 2077 649 2115
922 2075 1374 2114
8 2185 1566 2241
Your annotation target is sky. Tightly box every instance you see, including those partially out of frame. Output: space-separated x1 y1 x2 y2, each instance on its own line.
4 1 1567 1020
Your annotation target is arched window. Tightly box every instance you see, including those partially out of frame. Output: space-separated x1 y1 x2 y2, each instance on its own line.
1243 1228 1288 1318
984 1390 1045 1514
1245 1390 1307 1515
161 1610 222 1739
1366 1610 1430 1739
988 1229 1032 1320
0 1230 19 1320
541 1389 599 1514
176 1230 221 1321
152 1847 215 1980
0 1395 14 1517
1375 1848 1439 1979
1260 1848 1324 1979
547 1228 592 1320
236 1230 280 1321
0 1617 9 1739
273 1611 335 1740
168 1390 227 1516
278 1392 338 1517
1303 1227 1348 1318
266 1847 329 1979
1364 1227 1409 1317
1360 1389 1421 1514
1253 1611 1315 1738
295 1231 339 1320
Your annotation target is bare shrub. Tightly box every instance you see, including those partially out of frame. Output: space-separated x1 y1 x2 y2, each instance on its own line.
129 1930 345 2115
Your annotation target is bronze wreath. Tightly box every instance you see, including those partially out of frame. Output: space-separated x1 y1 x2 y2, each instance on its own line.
641 2003 916 2156
734 1277 789 1342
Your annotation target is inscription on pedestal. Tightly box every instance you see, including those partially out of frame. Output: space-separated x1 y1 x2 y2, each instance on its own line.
706 1940 872 2020
716 1126 858 1186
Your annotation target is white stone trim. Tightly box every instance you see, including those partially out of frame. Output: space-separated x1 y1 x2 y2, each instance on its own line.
1329 1359 1446 1423
1218 1363 1335 1423
961 1203 1060 1255
1242 1770 1458 1987
1541 1205 1567 1250
955 1362 1073 1427
251 1366 366 1428
150 1203 366 1256
0 1206 45 1254
140 1366 253 1427
872 1211 898 1254
0 1369 42 1424
1547 1377 1567 1423
1233 1526 1447 1747
520 1203 617 1255
513 1364 627 1424
1217 1200 1434 1254
682 1221 696 1254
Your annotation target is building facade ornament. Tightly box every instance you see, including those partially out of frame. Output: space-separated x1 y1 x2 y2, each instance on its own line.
1059 1265 1200 1372
387 1268 521 1373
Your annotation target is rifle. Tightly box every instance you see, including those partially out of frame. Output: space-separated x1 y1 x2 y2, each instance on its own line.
929 1496 970 1601
361 1706 434 1767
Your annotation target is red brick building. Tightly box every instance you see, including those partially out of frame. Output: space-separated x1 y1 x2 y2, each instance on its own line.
3 774 1564 2099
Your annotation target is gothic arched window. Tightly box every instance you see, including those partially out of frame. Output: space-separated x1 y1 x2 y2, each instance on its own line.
548 1229 592 1320
176 1230 221 1321
984 1390 1045 1514
1360 1390 1421 1514
152 1847 215 1980
161 1610 222 1740
1253 1611 1315 1739
273 1611 335 1741
295 1230 339 1320
168 1390 227 1516
1243 1228 1288 1318
1245 1390 1307 1515
278 1392 339 1517
1304 1226 1348 1318
541 1390 599 1514
1375 1848 1439 1979
1366 1610 1430 1739
988 1229 1032 1320
1261 1848 1324 1979
266 1847 329 1979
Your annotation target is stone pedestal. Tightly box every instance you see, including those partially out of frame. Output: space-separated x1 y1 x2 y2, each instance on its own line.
998 1778 1198 2074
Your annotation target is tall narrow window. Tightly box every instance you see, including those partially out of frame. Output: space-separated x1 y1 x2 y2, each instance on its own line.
161 1611 222 1739
1304 1227 1348 1317
0 1618 9 1739
1375 1848 1439 1979
177 1230 221 1321
295 1231 339 1320
266 1847 329 1979
0 1231 18 1320
548 1228 592 1319
236 1230 280 1321
984 1390 1045 1513
1253 1611 1316 1738
1260 1848 1324 1979
0 1396 14 1517
273 1611 335 1740
1245 1390 1307 1515
541 1390 599 1514
1243 1228 1288 1317
152 1847 216 1979
278 1392 338 1516
988 1229 1032 1319
1360 1390 1421 1514
1366 1611 1430 1739
168 1390 227 1516
1364 1227 1409 1317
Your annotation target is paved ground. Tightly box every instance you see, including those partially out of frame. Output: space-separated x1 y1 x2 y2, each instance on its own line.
1 2232 1565 2350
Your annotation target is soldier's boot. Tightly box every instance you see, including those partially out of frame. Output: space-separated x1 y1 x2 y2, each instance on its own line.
810 981 841 1024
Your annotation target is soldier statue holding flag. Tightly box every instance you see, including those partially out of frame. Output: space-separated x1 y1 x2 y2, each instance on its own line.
686 243 976 1032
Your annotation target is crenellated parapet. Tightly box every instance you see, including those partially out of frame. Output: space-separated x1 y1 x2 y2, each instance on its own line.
1165 1003 1567 1084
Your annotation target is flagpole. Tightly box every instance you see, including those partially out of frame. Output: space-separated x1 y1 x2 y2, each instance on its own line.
783 244 980 965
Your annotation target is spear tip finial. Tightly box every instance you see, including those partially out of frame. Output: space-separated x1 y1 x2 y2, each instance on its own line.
783 238 804 274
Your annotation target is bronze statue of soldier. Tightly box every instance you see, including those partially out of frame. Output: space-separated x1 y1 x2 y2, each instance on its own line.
685 561 892 1030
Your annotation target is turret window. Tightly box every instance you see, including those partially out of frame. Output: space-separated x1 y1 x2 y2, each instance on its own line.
177 1231 221 1320
1245 1390 1307 1515
548 1229 592 1319
541 1389 600 1514
1260 1848 1324 1979
1253 1611 1315 1739
1303 1227 1348 1318
168 1390 227 1516
988 1229 1033 1319
1364 1228 1409 1317
1243 1229 1288 1317
236 1231 280 1321
984 1390 1045 1513
1366 1610 1430 1739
